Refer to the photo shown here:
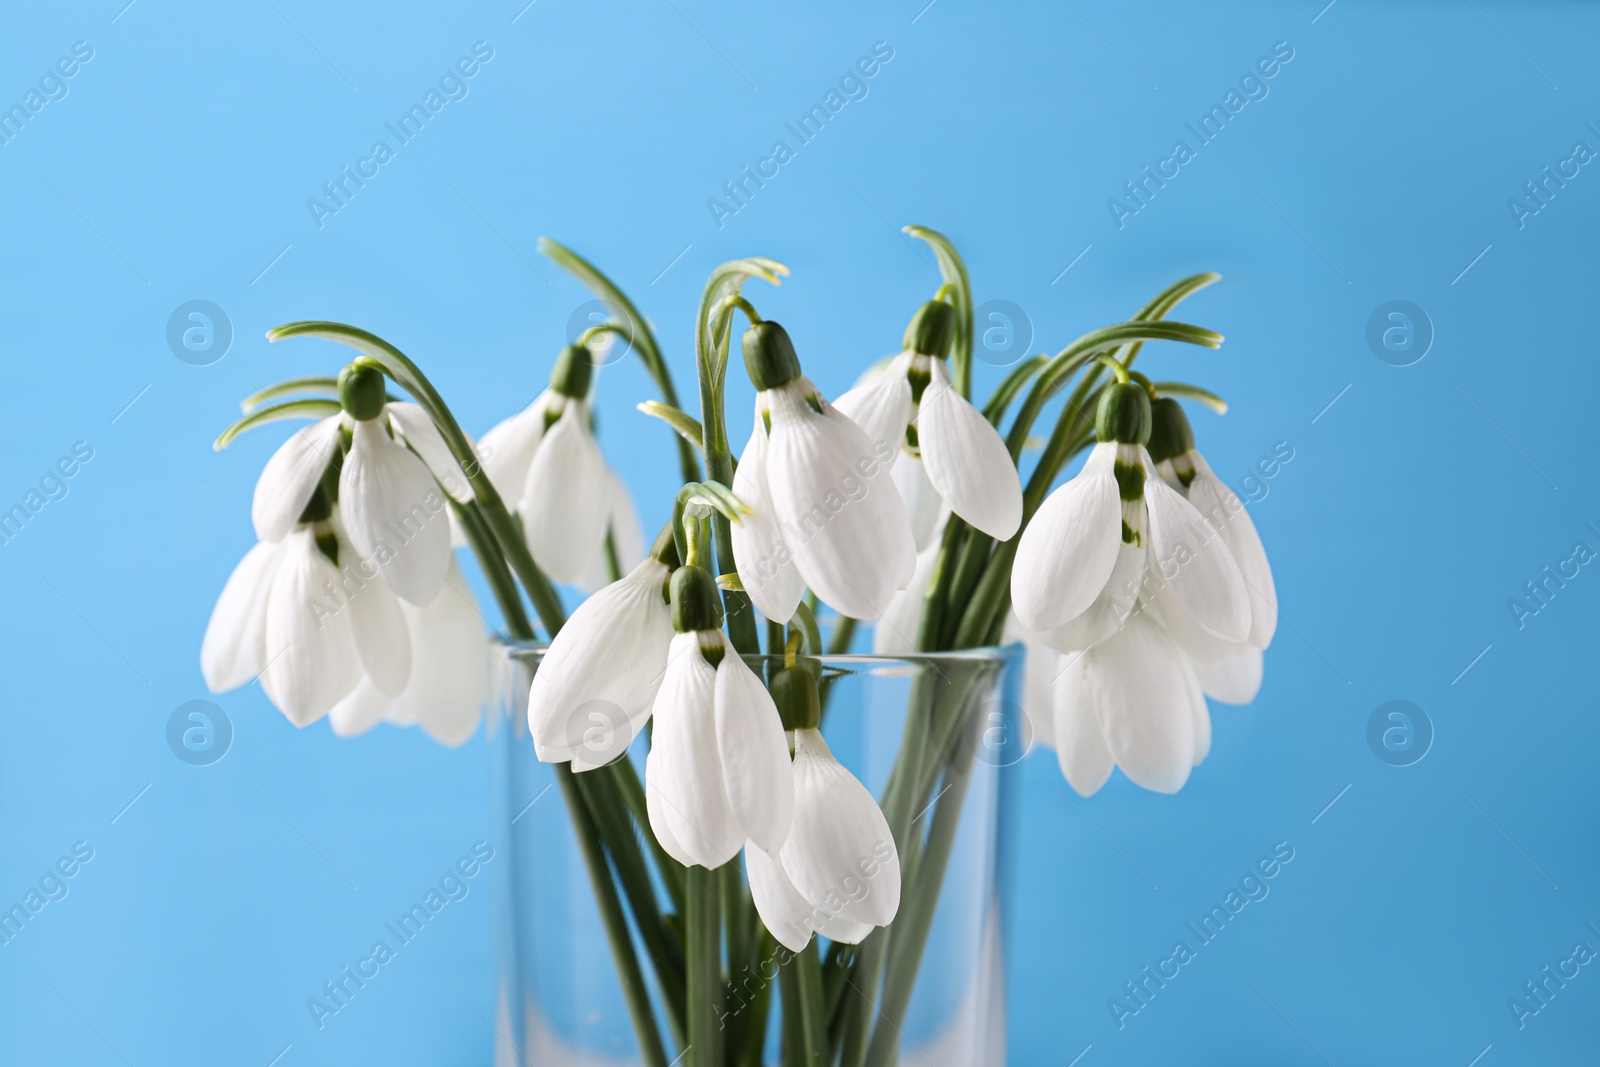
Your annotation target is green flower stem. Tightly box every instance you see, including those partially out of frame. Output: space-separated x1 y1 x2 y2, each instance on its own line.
610 758 687 915
266 322 567 638
1149 380 1229 413
238 376 341 412
784 941 829 1067
865 706 985 1067
557 765 671 1067
694 259 786 657
213 398 341 450
1003 320 1222 463
637 400 706 452
449 499 533 639
827 615 858 656
575 768 688 1046
904 226 973 398
981 355 1048 428
539 237 701 484
685 864 724 1067
738 930 778 1067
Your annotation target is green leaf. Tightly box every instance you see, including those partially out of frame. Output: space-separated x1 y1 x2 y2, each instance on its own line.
214 398 340 450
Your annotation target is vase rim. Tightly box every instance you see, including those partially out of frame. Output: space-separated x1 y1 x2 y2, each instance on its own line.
489 635 1022 665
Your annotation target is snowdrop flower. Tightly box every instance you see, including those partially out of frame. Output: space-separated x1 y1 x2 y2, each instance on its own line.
530 548 675 769
1011 380 1250 655
645 565 793 868
329 558 490 746
730 320 916 623
745 665 900 948
338 366 471 606
204 485 416 726
873 537 943 656
477 346 636 586
252 416 342 544
834 301 1022 540
1147 397 1277 657
1051 610 1209 796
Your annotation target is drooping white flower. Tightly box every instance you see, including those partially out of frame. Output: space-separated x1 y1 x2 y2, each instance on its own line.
477 348 636 587
330 558 490 746
834 301 1022 540
336 368 464 607
252 416 341 543
747 836 873 952
778 727 900 929
575 466 646 594
201 539 285 693
733 321 916 622
530 556 674 767
873 538 943 656
645 566 794 868
1051 610 1207 796
891 454 946 552
1012 382 1249 654
729 399 807 623
521 393 610 584
1148 397 1277 651
258 526 363 726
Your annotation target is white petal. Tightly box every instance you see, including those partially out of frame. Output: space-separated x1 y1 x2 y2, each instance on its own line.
201 541 284 693
1004 616 1056 752
832 354 912 463
746 842 819 953
1011 443 1123 631
390 564 489 747
340 417 453 605
714 654 794 853
338 537 412 698
782 729 900 927
1184 454 1277 647
765 382 916 620
1087 613 1194 794
329 676 390 738
1194 644 1264 705
575 465 645 595
1052 651 1114 797
1142 454 1250 644
1183 656 1211 766
730 414 805 623
529 559 672 760
891 455 946 552
1036 540 1144 653
522 403 611 584
387 402 474 503
252 416 341 543
646 633 744 868
917 359 1022 539
262 531 361 726
646 759 695 868
477 395 547 502
873 540 940 655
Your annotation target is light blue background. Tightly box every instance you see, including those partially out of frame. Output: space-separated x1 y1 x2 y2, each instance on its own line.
2 1 1596 1064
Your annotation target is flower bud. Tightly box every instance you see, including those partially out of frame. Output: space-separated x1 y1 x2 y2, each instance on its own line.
338 364 386 422
549 344 594 400
670 564 724 634
1145 397 1196 465
902 300 956 359
743 321 803 391
770 664 820 732
1096 381 1152 445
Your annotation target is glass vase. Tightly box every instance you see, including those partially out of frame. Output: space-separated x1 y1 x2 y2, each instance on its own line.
487 641 1024 1066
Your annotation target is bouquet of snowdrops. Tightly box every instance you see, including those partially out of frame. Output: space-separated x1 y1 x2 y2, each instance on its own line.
199 228 1274 1066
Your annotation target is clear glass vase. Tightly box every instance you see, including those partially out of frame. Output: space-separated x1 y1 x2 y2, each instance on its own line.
487 641 1023 1067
